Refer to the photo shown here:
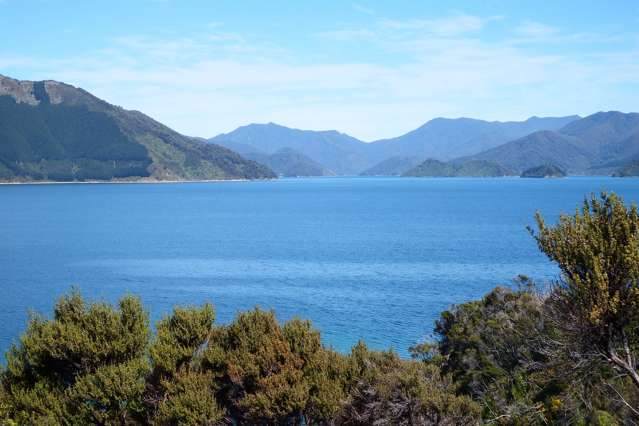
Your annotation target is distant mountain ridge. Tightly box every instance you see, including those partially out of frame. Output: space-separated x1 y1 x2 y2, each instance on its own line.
457 112 639 174
3 74 635 180
210 116 580 175
211 123 369 175
0 74 275 182
366 115 580 163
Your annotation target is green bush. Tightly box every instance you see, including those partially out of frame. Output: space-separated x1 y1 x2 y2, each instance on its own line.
1 291 150 424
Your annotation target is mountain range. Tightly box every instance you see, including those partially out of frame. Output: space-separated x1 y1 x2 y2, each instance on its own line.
1 74 638 182
456 111 639 174
0 75 275 182
211 123 369 175
214 111 639 178
209 116 580 175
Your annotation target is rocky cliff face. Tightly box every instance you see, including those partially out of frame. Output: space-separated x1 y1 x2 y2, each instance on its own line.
0 74 42 105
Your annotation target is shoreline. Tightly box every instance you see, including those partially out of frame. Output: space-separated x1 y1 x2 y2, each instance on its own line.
0 175 626 186
0 178 262 186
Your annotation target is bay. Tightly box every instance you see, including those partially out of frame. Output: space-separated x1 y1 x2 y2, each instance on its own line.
1 177 637 357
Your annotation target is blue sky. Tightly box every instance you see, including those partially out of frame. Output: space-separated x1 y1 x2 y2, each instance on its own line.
1 1 638 140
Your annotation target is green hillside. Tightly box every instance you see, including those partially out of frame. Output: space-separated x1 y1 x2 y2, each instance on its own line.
457 112 639 174
0 75 275 182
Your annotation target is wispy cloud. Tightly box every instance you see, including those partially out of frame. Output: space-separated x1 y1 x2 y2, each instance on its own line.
352 3 374 15
516 21 559 38
316 13 499 43
379 14 500 36
3 12 638 140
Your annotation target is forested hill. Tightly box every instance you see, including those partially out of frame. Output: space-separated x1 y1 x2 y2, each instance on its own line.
0 75 275 182
210 116 579 175
402 158 514 177
458 112 639 174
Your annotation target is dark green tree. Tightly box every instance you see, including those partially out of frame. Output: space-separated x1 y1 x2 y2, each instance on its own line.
336 343 480 425
282 318 349 424
532 192 639 417
148 304 225 425
1 291 150 425
433 281 556 423
203 308 310 424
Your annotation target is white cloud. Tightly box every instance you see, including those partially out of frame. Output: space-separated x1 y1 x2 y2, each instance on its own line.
516 21 559 38
2 13 638 140
379 14 499 36
352 3 374 15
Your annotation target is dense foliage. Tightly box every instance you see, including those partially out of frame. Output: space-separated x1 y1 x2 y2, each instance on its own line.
2 192 639 424
0 96 152 180
0 297 478 425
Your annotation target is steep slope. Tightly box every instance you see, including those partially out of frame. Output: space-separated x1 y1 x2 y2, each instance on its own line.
588 132 639 174
600 132 639 162
210 123 369 175
456 112 639 174
559 111 639 156
244 148 335 177
0 75 275 181
456 131 590 173
367 116 579 162
360 156 423 176
613 162 639 177
213 140 268 156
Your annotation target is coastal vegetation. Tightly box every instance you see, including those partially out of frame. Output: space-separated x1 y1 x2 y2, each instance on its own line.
359 156 423 176
2 192 639 424
520 164 566 178
402 159 513 177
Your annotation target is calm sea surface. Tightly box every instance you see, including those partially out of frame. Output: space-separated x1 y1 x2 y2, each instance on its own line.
1 177 638 357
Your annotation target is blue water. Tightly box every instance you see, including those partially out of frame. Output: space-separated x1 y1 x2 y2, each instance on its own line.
1 177 638 357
